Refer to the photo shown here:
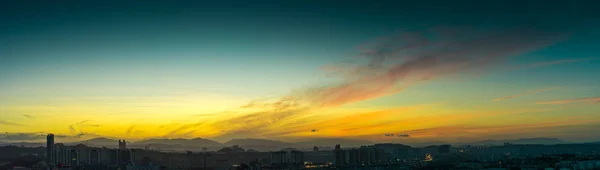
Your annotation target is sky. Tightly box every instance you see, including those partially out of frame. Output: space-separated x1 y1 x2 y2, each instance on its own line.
1 0 600 144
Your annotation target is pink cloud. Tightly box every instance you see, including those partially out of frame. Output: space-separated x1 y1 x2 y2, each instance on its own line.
310 26 565 107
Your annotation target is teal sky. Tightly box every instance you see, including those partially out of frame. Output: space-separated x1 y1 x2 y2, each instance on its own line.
1 0 600 143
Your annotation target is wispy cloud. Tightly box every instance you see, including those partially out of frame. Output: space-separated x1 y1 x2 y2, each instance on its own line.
160 26 567 140
21 114 35 119
493 87 559 102
0 120 24 126
68 120 100 138
536 97 600 105
309 26 565 107
126 124 136 136
0 132 69 141
506 57 597 71
373 117 599 141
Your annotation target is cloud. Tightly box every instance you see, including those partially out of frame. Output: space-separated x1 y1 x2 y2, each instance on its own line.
163 96 312 140
167 122 207 137
0 132 69 141
193 113 221 117
506 57 597 71
126 125 136 136
397 134 410 137
381 117 599 141
125 124 145 136
240 97 301 111
536 97 600 105
0 133 44 141
68 120 100 135
162 25 567 140
493 87 559 102
0 120 24 126
21 114 35 119
308 26 565 107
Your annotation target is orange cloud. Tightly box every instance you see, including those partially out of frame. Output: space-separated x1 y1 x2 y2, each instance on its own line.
536 97 600 105
309 26 565 107
370 116 598 141
160 26 568 141
265 106 552 139
493 87 559 102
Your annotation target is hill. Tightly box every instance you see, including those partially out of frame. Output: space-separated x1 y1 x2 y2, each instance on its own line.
133 138 222 147
467 138 568 146
224 138 293 151
295 138 372 148
70 137 120 147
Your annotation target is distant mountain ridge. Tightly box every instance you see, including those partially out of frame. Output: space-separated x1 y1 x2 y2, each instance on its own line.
225 138 291 147
71 137 120 147
295 138 373 147
133 138 222 147
1 137 580 151
463 138 568 146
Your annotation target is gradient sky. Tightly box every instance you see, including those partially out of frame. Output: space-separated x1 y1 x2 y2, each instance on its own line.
1 0 600 144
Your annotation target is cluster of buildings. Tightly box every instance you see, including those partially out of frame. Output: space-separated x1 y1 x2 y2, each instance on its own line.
45 134 153 170
34 134 600 170
270 150 304 169
334 144 387 166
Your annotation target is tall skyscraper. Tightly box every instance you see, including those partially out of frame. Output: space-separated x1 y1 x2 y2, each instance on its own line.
46 134 55 166
69 149 78 166
90 149 99 164
334 144 346 166
119 140 127 150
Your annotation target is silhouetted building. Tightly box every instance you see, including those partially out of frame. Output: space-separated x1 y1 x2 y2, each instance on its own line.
54 143 68 165
271 151 287 164
313 146 319 152
120 150 132 166
108 149 119 166
270 151 287 169
46 134 55 167
334 144 346 166
359 147 370 164
89 149 99 164
291 151 304 164
69 149 78 166
348 149 360 165
119 140 127 150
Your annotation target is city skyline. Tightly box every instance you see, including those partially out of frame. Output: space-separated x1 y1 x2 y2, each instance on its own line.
1 1 600 144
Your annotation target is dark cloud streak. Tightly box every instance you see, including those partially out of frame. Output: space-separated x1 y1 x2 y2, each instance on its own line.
0 120 24 126
21 114 35 119
311 26 566 107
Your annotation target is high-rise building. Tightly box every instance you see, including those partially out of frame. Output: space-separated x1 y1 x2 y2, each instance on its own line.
290 151 304 164
348 149 360 165
69 149 78 166
108 149 119 166
46 134 55 166
119 150 132 166
89 149 99 164
271 151 287 164
334 144 345 166
119 140 127 150
54 143 67 165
